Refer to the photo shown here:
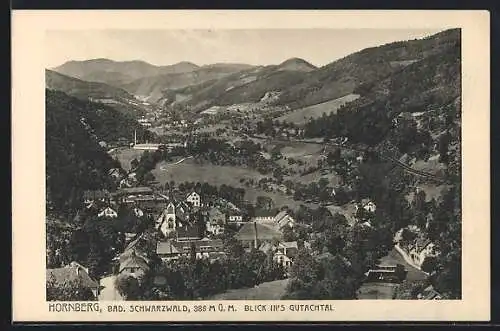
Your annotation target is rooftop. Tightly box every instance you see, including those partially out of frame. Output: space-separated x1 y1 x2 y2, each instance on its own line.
119 187 153 195
119 251 150 272
254 209 276 218
46 262 99 289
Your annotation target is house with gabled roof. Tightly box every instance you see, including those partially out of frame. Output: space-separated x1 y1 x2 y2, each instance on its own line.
156 239 183 262
273 241 299 269
227 212 244 225
98 206 118 218
186 191 201 207
156 238 224 261
206 207 226 235
46 262 100 299
119 250 150 280
274 210 296 230
177 225 203 241
156 200 192 237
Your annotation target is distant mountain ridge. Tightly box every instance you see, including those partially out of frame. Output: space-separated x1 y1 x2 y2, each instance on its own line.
277 57 317 72
165 29 460 111
52 59 258 103
52 59 201 86
46 69 135 100
45 69 152 117
50 29 459 111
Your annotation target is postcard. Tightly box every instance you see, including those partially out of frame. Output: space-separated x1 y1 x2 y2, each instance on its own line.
12 9 490 322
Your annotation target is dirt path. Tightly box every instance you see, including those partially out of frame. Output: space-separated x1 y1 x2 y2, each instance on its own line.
159 156 193 170
99 275 124 301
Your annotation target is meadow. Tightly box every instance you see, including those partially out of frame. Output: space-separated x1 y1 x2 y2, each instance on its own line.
276 93 360 125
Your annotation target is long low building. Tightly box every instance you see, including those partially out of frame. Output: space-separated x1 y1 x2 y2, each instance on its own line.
156 238 224 262
133 143 162 151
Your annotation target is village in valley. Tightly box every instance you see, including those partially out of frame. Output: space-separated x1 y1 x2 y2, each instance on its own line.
45 28 461 302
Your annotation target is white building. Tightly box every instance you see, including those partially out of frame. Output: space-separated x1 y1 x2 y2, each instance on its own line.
274 210 296 230
228 214 244 224
98 207 118 218
156 202 177 236
355 198 377 213
186 191 201 208
133 143 162 151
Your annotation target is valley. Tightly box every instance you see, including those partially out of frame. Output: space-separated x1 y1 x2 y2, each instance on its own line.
45 28 462 302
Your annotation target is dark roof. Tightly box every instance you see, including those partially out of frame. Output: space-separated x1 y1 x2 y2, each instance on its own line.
119 251 150 272
177 226 202 240
176 201 191 211
83 190 110 200
254 209 276 218
187 191 200 198
46 262 99 289
157 239 224 255
119 187 153 195
156 240 182 255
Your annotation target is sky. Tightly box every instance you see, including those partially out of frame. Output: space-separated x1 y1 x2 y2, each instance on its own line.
45 28 446 69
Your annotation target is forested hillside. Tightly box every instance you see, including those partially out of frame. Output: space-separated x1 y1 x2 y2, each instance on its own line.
46 89 155 214
168 29 460 113
52 59 200 85
304 35 460 151
277 29 461 110
46 69 135 101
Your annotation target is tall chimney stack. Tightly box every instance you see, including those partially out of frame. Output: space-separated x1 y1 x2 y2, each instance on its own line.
134 130 137 145
253 221 258 249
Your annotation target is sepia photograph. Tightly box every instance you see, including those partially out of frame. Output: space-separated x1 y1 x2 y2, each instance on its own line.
44 27 462 302
12 10 489 322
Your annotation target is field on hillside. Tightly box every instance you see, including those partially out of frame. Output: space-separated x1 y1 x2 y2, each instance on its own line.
151 158 318 209
411 155 447 175
109 147 145 171
292 171 342 186
276 93 360 125
243 186 318 210
405 183 452 204
152 158 266 187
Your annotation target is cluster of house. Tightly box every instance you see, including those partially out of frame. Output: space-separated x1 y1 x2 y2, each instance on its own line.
394 225 440 269
56 185 310 299
153 192 303 271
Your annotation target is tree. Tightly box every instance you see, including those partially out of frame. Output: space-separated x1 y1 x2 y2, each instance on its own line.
421 256 438 274
282 226 298 242
285 251 357 300
143 172 156 184
115 274 141 300
438 132 451 164
130 158 139 170
256 196 274 210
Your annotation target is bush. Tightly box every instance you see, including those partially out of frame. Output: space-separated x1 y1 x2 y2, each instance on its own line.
421 256 438 274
